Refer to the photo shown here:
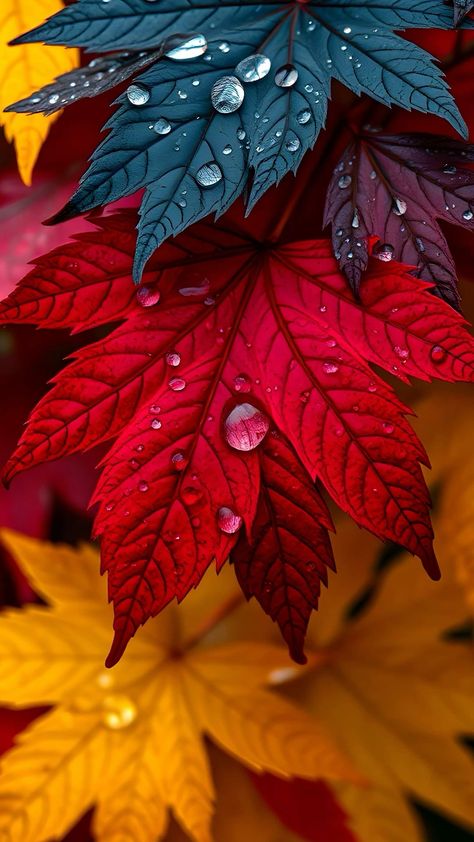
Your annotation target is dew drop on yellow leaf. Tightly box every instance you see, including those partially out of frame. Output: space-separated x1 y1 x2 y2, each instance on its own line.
0 0 79 185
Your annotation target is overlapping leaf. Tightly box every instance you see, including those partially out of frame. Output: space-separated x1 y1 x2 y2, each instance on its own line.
2 211 474 663
7 0 472 276
0 531 357 842
0 0 78 185
324 132 474 307
454 0 474 25
299 550 474 841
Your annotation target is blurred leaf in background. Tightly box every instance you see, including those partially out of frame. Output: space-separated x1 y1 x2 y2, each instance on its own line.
0 0 78 185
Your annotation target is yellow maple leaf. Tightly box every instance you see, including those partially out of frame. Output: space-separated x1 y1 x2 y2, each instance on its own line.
0 529 359 842
412 384 474 612
0 0 79 185
291 542 474 842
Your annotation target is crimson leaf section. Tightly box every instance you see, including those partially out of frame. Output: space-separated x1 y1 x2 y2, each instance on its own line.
2 214 474 662
234 433 336 664
8 1 469 279
324 133 474 308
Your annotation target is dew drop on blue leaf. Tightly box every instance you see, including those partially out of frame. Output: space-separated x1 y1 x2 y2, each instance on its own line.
126 84 150 106
195 162 223 187
165 34 208 61
236 54 271 83
275 64 299 88
211 76 245 113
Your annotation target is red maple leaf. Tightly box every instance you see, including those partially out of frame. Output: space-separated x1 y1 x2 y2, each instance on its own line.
2 210 474 665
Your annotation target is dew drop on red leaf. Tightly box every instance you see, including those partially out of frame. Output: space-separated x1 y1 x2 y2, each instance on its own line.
224 403 270 452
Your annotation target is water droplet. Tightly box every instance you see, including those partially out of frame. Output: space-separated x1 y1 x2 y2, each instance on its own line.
138 480 149 493
351 208 360 228
237 127 246 141
153 118 171 135
171 452 187 471
165 34 208 61
217 506 243 534
169 377 186 391
463 209 473 221
224 403 270 452
275 64 299 88
338 175 352 189
136 286 160 307
394 345 409 360
195 162 223 188
102 695 137 730
218 41 230 53
392 197 407 216
166 351 181 367
223 145 233 155
236 54 271 83
382 422 394 434
126 84 150 106
211 76 244 113
297 109 312 125
443 164 457 174
182 485 202 505
323 361 339 375
373 242 394 262
151 419 162 430
48 94 60 105
233 374 252 393
286 138 300 153
430 345 447 364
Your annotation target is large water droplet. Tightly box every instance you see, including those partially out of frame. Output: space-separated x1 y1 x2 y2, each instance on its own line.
153 118 171 135
224 403 270 451
195 162 223 188
297 109 312 125
338 175 352 189
165 34 208 61
136 286 160 307
166 352 181 367
102 695 137 730
463 209 473 221
211 75 245 113
169 377 186 391
275 64 299 87
392 197 407 216
373 242 394 262
286 138 300 153
236 54 272 83
126 84 150 106
217 506 243 534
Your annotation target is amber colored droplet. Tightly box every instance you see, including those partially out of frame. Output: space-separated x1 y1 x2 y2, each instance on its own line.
102 695 137 730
